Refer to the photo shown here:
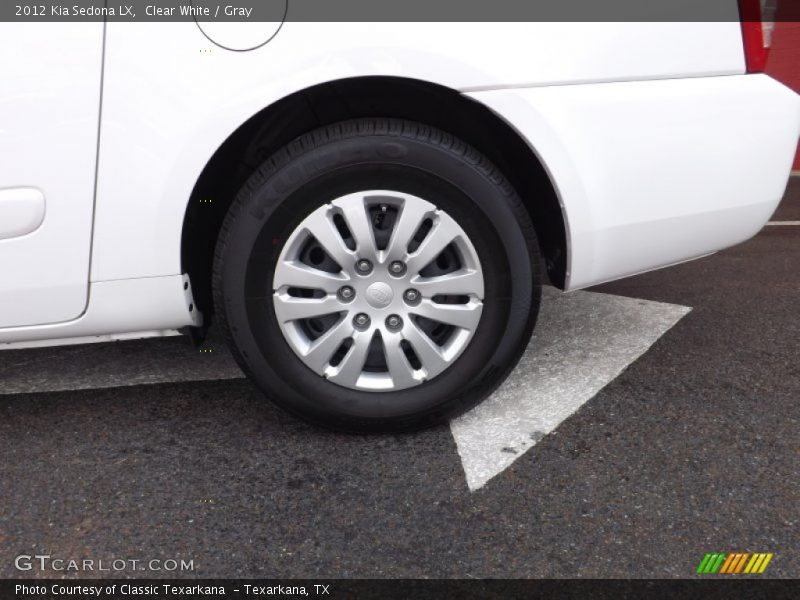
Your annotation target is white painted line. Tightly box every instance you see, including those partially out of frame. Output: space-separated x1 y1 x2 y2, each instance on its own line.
791 170 800 177
766 221 800 226
450 287 691 492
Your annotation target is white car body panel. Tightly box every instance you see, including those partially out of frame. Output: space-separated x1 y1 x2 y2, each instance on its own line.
0 23 103 327
0 187 46 241
469 74 800 289
0 20 798 347
0 274 199 348
91 21 747 284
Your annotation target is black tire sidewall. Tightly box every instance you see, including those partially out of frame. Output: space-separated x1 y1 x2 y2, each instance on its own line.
216 126 539 430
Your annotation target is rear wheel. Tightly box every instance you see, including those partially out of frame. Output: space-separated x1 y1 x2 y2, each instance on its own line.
213 118 541 432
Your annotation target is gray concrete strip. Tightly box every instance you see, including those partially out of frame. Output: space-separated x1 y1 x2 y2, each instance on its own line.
0 331 243 395
451 287 691 491
766 221 800 226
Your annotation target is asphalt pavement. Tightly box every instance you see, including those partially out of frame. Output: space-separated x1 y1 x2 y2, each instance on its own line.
0 178 797 579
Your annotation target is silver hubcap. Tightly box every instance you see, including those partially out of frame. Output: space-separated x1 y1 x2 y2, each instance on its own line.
272 191 484 391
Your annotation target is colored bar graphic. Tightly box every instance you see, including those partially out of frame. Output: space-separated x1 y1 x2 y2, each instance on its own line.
711 554 726 573
735 553 749 573
721 553 738 574
696 554 712 574
704 554 719 573
758 554 773 573
744 554 761 573
720 553 736 573
698 552 773 574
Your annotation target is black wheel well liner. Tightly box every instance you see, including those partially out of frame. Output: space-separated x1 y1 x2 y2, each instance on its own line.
181 76 567 319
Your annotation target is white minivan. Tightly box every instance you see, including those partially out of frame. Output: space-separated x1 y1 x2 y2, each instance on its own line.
1 9 798 430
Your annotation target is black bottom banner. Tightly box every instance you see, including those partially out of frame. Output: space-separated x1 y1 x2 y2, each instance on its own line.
2 579 799 600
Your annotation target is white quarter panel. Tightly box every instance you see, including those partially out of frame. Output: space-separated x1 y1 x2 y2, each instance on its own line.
92 21 745 283
0 23 102 327
469 75 800 289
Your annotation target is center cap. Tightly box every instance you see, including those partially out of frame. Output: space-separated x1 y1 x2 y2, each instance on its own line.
365 282 394 309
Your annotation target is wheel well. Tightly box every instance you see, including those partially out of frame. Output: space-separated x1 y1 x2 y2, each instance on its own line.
182 76 567 320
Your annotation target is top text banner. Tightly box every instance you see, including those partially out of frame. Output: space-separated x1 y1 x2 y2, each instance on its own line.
5 0 800 22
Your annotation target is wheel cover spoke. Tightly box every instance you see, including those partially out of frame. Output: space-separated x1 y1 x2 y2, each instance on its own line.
273 190 485 392
273 260 349 294
411 269 484 298
302 317 353 373
302 208 354 269
273 293 343 323
405 213 460 275
401 320 450 380
334 194 378 259
326 330 373 387
384 197 434 262
383 332 420 388
409 298 483 331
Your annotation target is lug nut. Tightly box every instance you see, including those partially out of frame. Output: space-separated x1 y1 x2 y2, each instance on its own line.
389 261 406 276
385 314 403 331
356 259 373 275
403 289 420 305
337 286 355 302
353 313 371 330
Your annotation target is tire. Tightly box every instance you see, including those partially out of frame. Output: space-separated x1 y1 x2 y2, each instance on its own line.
213 118 541 432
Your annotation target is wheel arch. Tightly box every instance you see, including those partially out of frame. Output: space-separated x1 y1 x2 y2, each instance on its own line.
181 76 567 321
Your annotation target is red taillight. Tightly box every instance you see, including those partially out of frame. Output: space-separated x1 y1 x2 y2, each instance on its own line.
739 0 777 72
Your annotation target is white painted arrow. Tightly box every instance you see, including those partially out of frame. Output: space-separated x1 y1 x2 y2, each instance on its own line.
451 287 691 491
0 286 690 494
